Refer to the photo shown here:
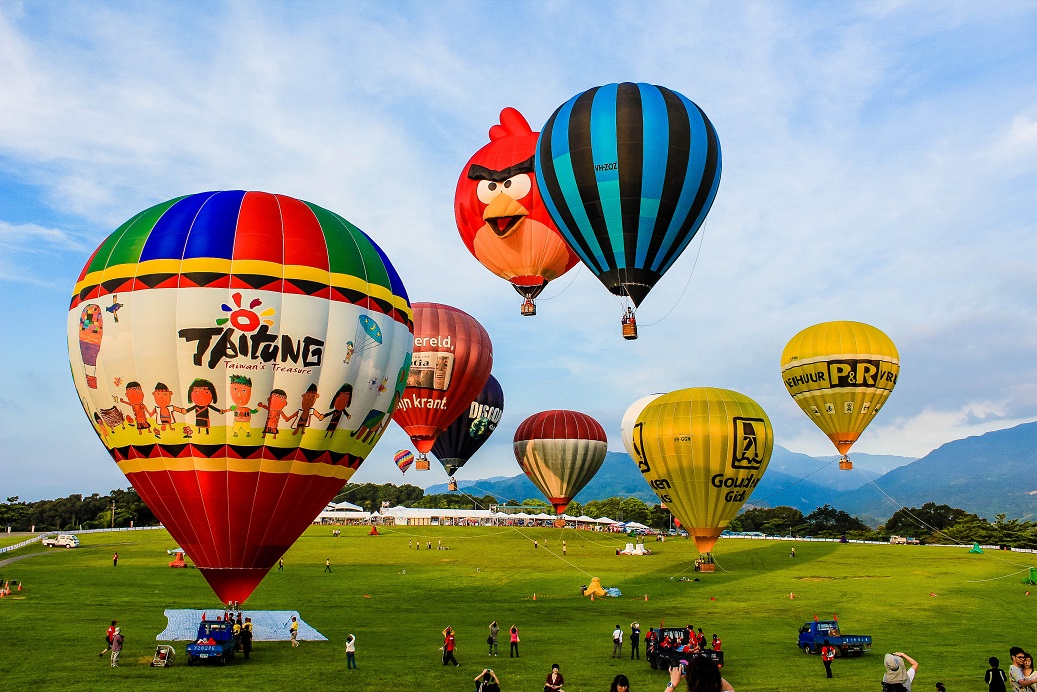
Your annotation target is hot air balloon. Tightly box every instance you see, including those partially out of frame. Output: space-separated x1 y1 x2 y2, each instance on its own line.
78 304 103 389
394 449 415 475
780 321 899 471
513 410 607 514
67 190 413 604
455 108 579 316
535 82 722 338
620 393 664 459
631 388 773 554
392 303 493 470
431 374 504 480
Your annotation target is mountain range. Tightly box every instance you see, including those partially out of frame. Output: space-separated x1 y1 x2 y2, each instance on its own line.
425 421 1037 522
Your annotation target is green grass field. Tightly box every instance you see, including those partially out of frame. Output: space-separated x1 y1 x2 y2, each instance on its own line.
0 525 1033 691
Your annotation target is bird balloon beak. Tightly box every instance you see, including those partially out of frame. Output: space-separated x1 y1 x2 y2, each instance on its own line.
482 194 529 238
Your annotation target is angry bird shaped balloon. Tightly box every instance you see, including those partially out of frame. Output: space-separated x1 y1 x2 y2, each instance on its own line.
454 108 579 316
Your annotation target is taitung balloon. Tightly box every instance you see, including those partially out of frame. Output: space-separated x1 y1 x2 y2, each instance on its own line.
536 82 721 310
780 321 899 469
631 388 773 554
392 303 493 458
68 190 413 604
394 449 415 474
513 410 607 514
620 393 664 460
431 374 504 476
455 108 579 315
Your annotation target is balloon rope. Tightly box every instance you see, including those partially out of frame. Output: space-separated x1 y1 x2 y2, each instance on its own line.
538 265 582 301
639 219 710 328
748 458 841 505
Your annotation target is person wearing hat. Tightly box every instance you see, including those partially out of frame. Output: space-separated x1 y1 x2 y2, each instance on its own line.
544 663 564 692
110 627 124 667
883 651 919 691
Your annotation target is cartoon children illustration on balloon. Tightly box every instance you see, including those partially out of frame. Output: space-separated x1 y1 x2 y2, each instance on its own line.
183 378 221 436
225 375 259 438
321 384 353 437
291 384 322 436
114 381 153 435
258 389 296 439
150 382 185 432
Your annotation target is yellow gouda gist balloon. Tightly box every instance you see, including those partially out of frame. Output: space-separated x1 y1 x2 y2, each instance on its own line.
631 388 773 554
780 321 899 468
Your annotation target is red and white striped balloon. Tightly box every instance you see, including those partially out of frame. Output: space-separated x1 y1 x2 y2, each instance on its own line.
513 410 607 514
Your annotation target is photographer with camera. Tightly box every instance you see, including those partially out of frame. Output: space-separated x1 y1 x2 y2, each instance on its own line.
664 656 734 692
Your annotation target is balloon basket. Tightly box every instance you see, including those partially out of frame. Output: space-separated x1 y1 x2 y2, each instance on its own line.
415 458 430 471
838 457 853 471
448 478 458 492
520 299 536 317
622 321 638 340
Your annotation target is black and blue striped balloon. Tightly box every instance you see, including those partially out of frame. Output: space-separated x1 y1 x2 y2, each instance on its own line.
535 83 721 307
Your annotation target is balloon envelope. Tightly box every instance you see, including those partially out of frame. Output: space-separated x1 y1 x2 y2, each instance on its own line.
455 108 578 306
780 321 899 457
431 374 504 476
394 449 415 474
392 303 493 455
513 410 607 514
68 190 413 603
536 82 721 307
631 388 773 554
620 393 665 459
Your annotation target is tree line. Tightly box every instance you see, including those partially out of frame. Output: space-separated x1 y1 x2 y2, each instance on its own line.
4 487 1036 549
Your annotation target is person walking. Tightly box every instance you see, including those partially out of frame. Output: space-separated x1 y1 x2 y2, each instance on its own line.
985 656 1007 692
278 557 284 571
442 626 459 666
110 627 124 667
790 547 796 558
630 621 641 659
345 634 357 669
882 651 919 691
544 663 564 692
562 540 567 556
290 616 300 647
612 624 624 658
325 557 332 572
112 552 118 567
241 619 253 660
488 621 499 656
820 639 836 678
509 625 520 657
99 620 117 658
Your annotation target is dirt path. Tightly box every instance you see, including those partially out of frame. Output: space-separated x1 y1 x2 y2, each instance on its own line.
0 550 66 568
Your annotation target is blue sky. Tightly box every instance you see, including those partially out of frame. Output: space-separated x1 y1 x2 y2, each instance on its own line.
2 2 1036 500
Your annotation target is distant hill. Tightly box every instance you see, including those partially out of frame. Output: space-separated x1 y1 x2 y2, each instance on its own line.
839 422 1037 522
422 423 1037 522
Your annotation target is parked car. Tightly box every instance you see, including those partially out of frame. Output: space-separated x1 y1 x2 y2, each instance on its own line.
41 534 80 549
798 619 871 657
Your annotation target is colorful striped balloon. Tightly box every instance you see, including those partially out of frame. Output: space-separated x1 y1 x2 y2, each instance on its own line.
535 82 721 307
394 449 415 474
68 190 413 604
513 410 607 514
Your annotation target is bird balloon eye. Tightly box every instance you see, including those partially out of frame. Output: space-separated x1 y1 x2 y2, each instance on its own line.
476 180 500 204
501 174 531 200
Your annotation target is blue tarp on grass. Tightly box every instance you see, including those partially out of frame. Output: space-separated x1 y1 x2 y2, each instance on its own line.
157 610 328 642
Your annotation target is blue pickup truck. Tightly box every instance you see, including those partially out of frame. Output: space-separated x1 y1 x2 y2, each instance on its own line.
186 619 236 665
797 619 871 657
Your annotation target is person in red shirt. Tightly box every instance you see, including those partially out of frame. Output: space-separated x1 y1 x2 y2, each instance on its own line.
712 634 722 651
99 620 117 658
544 663 564 692
442 627 459 666
821 639 837 678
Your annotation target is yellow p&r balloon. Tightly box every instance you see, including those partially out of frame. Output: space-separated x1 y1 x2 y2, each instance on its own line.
630 388 773 554
780 321 899 470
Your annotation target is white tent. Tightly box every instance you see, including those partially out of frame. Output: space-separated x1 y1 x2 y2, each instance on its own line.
596 516 619 524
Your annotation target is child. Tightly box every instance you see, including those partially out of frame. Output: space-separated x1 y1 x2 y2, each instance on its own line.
986 655 1007 692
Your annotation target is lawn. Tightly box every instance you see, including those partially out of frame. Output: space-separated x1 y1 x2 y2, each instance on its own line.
0 525 1032 691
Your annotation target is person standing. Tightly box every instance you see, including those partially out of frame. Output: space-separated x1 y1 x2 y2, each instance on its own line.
820 639 836 678
790 547 796 558
613 624 624 658
278 557 284 571
476 668 501 692
986 656 1008 692
345 634 357 669
488 621 499 656
712 634 722 652
99 620 118 658
1010 648 1037 691
562 540 567 556
442 626 459 666
240 619 253 660
325 558 332 572
110 627 124 667
544 663 564 692
630 621 641 660
290 616 299 647
509 625 520 657
883 651 919 691
112 552 118 567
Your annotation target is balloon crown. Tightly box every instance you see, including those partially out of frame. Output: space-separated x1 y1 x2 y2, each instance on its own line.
489 108 533 141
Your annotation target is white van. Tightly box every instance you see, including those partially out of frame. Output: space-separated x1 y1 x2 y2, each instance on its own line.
41 534 80 548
